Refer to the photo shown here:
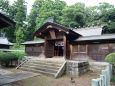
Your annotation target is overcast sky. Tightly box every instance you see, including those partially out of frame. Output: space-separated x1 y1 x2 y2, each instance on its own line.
9 0 115 14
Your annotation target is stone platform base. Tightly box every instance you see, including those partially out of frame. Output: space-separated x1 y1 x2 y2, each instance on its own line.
66 60 89 77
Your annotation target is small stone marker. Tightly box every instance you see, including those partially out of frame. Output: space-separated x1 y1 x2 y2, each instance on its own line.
71 77 75 83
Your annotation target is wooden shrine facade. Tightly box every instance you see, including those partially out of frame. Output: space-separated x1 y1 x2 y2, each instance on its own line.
33 22 80 58
24 22 115 61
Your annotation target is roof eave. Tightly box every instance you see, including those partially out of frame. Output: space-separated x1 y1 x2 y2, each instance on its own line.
0 13 16 29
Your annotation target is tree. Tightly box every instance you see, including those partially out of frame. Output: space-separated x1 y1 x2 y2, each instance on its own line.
26 0 45 41
0 0 10 14
35 0 66 30
12 0 27 44
16 27 25 45
61 2 87 28
0 0 16 42
98 2 114 23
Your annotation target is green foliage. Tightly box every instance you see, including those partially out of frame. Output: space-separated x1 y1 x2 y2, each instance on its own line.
0 52 18 67
0 51 25 67
25 0 45 41
16 27 25 44
105 53 115 64
11 44 25 50
0 0 27 43
35 0 66 30
0 0 10 14
111 77 115 82
1 0 115 42
11 51 25 60
0 0 16 42
13 0 27 44
61 2 86 28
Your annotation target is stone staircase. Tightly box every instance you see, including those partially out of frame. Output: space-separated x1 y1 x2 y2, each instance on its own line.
19 58 66 78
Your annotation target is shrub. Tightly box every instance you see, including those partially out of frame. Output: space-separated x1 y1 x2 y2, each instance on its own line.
11 51 25 60
0 52 18 67
111 77 115 82
105 53 115 75
0 51 4 54
105 53 115 64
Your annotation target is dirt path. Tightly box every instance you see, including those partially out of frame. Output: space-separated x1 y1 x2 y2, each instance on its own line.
48 72 99 86
8 72 99 86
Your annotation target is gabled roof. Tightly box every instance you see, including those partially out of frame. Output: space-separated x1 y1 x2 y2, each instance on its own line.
75 34 115 42
0 37 13 45
0 13 16 29
73 26 103 36
21 40 44 45
33 22 81 40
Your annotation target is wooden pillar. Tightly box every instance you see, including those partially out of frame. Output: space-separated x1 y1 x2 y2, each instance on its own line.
86 44 88 55
63 36 66 59
109 44 113 53
70 44 72 60
32 45 34 56
44 37 47 58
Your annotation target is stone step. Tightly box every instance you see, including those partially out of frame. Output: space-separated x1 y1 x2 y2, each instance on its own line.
27 61 62 67
22 65 58 73
23 64 60 70
20 67 55 77
29 60 64 64
19 59 65 77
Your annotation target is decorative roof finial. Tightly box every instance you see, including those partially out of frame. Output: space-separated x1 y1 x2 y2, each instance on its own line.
47 17 54 23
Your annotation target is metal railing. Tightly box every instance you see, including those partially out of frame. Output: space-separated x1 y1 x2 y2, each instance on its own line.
16 57 31 69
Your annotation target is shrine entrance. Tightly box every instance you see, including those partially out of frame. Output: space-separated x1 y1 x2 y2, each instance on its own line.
54 41 64 56
33 22 81 58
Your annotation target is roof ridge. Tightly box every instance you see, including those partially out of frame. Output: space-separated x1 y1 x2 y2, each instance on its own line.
73 26 103 31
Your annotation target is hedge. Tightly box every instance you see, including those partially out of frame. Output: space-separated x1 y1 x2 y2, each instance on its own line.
0 51 25 67
0 52 18 67
11 51 25 60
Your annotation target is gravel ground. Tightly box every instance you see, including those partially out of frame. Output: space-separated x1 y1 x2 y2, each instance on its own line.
8 71 100 86
48 72 99 86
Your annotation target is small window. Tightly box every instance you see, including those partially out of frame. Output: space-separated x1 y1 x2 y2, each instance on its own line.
72 44 87 53
80 45 86 52
72 45 78 52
